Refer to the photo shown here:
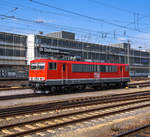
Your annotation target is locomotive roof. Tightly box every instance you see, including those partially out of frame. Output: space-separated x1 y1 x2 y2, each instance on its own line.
30 59 129 66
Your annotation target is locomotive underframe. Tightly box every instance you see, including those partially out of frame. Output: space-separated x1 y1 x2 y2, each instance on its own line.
30 77 129 94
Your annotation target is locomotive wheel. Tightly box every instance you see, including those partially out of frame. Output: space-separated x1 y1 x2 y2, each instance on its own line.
68 86 76 92
34 89 37 94
78 85 85 90
33 87 39 94
122 82 127 88
50 86 57 93
33 88 42 94
45 90 50 94
116 83 122 88
93 86 101 90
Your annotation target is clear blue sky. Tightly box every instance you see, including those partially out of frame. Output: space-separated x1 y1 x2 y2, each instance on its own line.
0 0 150 49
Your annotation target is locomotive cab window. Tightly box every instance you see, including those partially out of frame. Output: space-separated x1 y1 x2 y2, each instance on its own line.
38 63 45 70
49 63 57 70
30 63 37 70
30 63 45 70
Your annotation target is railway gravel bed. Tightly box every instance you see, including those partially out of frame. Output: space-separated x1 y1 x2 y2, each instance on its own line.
0 97 149 127
1 94 150 137
128 80 150 88
1 87 150 109
1 89 150 118
0 89 33 96
47 105 150 137
0 86 150 102
0 93 38 101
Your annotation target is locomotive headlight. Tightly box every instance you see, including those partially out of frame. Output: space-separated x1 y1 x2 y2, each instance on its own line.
29 77 44 81
40 77 45 81
40 77 42 80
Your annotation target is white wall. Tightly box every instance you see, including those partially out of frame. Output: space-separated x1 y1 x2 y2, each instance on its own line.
27 34 35 65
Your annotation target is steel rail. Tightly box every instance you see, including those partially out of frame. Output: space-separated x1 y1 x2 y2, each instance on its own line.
1 91 150 118
113 124 150 137
2 98 150 137
0 87 150 101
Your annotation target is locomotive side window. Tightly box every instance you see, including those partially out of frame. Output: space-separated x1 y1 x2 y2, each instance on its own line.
112 66 117 72
97 65 101 72
101 65 106 72
49 63 57 70
72 64 82 72
107 66 117 72
63 64 66 72
120 66 122 71
100 65 117 72
106 66 109 72
72 64 117 73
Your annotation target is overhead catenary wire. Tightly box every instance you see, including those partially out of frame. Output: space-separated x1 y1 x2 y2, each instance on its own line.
0 15 150 45
29 0 150 34
86 0 150 39
1 0 72 18
87 0 135 14
1 0 150 37
1 14 150 42
1 1 150 49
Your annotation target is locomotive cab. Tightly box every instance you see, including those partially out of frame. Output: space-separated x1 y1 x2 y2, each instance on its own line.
29 62 46 81
29 61 47 93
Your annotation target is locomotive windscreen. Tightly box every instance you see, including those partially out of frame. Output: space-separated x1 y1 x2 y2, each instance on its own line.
30 63 45 70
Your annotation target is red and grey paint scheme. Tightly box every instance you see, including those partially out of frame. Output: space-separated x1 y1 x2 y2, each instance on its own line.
29 59 130 94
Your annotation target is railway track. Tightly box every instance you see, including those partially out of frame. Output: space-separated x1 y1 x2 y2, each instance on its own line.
0 80 149 102
0 93 42 101
0 79 149 91
0 86 150 101
128 81 150 88
1 90 150 118
0 86 29 91
0 88 105 101
1 95 150 136
114 124 150 137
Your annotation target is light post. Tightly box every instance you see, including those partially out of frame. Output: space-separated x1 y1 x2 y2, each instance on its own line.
82 43 84 61
127 41 130 65
138 46 142 65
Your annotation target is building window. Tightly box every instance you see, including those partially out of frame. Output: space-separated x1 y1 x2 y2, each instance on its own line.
125 66 129 71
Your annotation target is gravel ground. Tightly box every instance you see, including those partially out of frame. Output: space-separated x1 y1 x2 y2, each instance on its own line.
0 80 28 87
0 89 33 96
1 87 150 137
36 106 150 137
0 87 150 109
0 99 138 127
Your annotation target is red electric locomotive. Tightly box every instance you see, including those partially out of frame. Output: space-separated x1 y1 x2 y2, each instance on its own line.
29 59 130 93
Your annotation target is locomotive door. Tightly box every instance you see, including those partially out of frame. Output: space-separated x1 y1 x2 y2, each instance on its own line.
62 63 68 84
120 66 123 82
